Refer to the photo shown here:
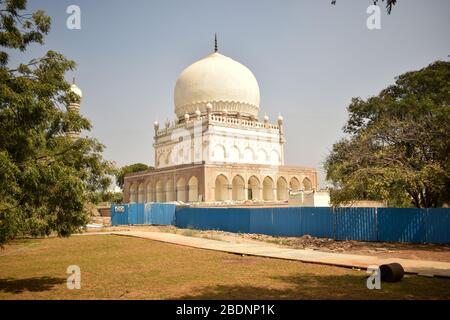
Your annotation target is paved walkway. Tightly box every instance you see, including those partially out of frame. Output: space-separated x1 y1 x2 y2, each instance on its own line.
86 231 450 278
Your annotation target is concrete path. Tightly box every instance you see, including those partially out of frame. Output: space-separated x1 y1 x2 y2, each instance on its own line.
87 231 450 278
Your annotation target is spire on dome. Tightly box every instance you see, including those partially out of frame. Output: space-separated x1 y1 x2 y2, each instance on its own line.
70 78 82 99
214 33 218 53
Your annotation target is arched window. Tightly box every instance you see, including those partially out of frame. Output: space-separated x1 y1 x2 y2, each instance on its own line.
243 147 255 164
166 178 175 201
137 183 146 203
276 177 288 201
248 176 260 201
270 150 280 165
188 176 199 202
228 146 240 163
232 175 245 201
290 177 301 192
215 174 229 201
129 183 137 203
165 151 172 165
213 144 226 162
257 149 268 163
146 182 153 202
156 154 164 167
176 177 187 202
155 181 165 202
263 177 274 201
175 148 184 166
303 177 312 191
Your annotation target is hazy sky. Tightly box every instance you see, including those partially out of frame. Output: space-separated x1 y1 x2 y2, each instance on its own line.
11 0 450 186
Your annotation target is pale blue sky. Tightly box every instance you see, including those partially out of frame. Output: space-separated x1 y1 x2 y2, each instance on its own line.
11 0 450 186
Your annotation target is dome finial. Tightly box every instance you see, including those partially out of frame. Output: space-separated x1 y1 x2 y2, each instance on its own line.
214 33 218 53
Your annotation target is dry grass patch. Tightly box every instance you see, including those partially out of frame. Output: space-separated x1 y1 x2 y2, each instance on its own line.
0 235 449 300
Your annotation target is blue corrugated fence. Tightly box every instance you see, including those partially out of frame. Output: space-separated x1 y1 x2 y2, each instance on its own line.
111 204 450 244
111 203 176 226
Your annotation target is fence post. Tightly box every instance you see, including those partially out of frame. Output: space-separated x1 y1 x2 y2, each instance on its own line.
375 207 378 241
332 206 336 240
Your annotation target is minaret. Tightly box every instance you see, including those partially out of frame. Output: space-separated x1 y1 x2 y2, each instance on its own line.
67 78 83 139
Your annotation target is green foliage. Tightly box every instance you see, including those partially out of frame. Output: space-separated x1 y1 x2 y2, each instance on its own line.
91 191 123 204
115 163 152 190
0 1 114 245
325 60 450 208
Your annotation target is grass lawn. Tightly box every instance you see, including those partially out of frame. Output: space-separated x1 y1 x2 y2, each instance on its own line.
0 235 449 300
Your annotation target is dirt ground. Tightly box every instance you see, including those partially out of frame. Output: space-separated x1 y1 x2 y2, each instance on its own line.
88 222 450 263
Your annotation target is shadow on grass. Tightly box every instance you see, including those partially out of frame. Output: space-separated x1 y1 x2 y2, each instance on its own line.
176 273 450 300
176 273 368 300
0 277 65 294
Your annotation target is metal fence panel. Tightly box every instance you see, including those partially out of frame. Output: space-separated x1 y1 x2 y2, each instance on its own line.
226 208 251 233
271 207 301 236
111 204 129 226
249 207 275 235
424 208 450 244
300 207 335 238
377 208 427 243
113 204 450 244
176 207 250 233
136 203 145 225
149 203 176 225
335 207 377 241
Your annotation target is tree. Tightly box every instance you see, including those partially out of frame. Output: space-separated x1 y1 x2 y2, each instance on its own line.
325 60 450 208
331 0 397 14
115 163 152 190
0 0 114 245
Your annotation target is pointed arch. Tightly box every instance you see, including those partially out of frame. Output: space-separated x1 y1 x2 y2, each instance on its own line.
270 150 280 165
276 177 288 201
215 174 229 201
257 149 268 163
263 176 274 201
290 177 301 192
213 144 226 162
165 151 172 165
188 176 199 202
146 182 153 202
155 180 165 202
232 175 245 201
303 177 312 191
228 146 240 163
176 177 187 202
243 147 255 163
156 153 164 167
137 182 145 203
129 183 138 203
248 175 260 201
166 178 175 201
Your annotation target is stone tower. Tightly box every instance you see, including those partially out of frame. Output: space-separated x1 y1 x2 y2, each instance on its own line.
67 78 83 139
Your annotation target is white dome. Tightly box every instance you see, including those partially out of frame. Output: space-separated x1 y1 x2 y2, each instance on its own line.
70 83 82 98
174 52 260 118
